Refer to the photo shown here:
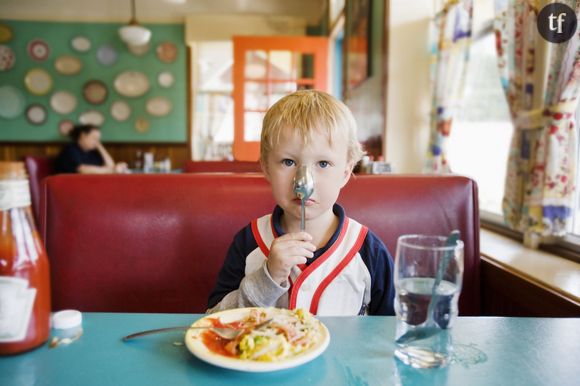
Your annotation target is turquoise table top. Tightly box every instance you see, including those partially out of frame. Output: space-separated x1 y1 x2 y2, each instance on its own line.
1 314 579 386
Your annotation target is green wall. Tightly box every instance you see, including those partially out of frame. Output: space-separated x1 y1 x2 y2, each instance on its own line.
0 20 186 143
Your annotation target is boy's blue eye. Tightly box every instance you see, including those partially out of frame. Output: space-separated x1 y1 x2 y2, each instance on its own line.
318 161 330 168
282 159 295 167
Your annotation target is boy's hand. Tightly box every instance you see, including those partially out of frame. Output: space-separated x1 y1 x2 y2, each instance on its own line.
266 232 316 285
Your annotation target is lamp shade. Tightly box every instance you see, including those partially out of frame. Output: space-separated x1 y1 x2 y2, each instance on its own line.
119 25 151 46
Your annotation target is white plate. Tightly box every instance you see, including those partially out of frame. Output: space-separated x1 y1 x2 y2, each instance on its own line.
26 104 47 125
71 36 91 52
128 42 150 56
50 91 77 114
0 44 15 71
146 96 172 117
0 85 25 118
97 44 118 66
185 307 330 372
79 110 105 126
114 71 149 98
110 100 131 121
24 68 52 95
158 71 174 88
54 55 82 75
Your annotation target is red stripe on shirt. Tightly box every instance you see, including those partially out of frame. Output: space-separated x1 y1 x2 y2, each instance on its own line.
288 217 350 309
309 226 368 314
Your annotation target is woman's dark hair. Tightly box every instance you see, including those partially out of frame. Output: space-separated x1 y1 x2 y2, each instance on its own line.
69 125 99 142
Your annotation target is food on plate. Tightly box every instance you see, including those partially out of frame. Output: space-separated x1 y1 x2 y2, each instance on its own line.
197 308 324 362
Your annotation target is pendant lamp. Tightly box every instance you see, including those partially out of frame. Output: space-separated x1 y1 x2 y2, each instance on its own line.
119 0 151 46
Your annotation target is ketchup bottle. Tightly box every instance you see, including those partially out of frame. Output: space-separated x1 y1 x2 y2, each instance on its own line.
0 162 51 354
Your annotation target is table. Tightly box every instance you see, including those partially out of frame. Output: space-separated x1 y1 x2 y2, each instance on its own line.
1 314 579 386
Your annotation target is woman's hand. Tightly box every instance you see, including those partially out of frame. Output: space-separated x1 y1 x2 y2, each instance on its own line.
114 162 128 173
266 232 316 285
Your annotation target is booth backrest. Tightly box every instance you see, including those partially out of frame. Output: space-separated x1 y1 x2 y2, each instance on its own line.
41 174 480 315
24 155 55 226
183 160 262 173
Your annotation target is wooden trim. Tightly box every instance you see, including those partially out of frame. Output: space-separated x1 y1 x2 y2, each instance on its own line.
382 0 389 159
481 255 580 317
186 45 193 161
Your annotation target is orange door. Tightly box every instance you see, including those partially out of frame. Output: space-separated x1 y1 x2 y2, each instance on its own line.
233 36 329 161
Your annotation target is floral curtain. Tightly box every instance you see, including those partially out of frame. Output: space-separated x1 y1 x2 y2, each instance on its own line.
424 0 474 173
495 0 580 239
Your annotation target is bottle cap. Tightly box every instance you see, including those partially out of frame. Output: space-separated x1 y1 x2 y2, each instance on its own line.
52 310 83 330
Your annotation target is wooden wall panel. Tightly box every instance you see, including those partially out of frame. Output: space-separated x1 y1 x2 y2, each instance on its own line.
0 143 189 170
481 256 580 317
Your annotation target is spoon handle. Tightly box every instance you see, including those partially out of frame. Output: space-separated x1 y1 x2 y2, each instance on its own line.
122 326 190 341
300 198 305 231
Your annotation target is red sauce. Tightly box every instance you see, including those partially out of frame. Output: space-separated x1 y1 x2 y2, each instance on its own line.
201 330 235 357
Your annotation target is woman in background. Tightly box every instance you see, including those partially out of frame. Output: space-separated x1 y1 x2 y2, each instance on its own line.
55 125 127 174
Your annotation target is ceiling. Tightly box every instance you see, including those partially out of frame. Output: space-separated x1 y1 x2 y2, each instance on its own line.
0 0 327 25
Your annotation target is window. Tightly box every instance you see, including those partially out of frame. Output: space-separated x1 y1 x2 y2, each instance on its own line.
447 30 512 217
191 41 234 160
447 20 580 252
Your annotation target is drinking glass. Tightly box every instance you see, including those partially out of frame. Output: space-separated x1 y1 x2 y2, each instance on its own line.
393 234 464 368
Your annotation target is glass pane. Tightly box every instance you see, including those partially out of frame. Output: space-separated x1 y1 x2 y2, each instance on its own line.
244 112 265 142
245 50 267 78
269 50 294 80
271 82 297 105
446 33 511 215
244 82 268 110
197 41 233 92
296 53 315 79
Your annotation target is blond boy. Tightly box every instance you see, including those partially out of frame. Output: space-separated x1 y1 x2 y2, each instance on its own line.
208 90 394 316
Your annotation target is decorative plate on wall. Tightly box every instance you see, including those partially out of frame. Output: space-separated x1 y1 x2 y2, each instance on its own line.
158 71 174 88
0 24 13 43
58 119 75 136
79 110 105 126
114 71 149 98
146 96 172 117
135 117 150 133
156 42 178 63
71 36 91 52
50 91 77 114
24 68 53 95
0 45 15 71
110 100 131 122
27 39 50 61
26 104 48 125
83 80 108 104
54 55 82 75
128 42 150 56
96 44 118 66
0 85 25 119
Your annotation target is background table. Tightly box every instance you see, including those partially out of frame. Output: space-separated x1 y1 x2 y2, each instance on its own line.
1 314 579 385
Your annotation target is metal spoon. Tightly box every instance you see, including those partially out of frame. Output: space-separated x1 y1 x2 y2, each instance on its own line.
293 165 314 231
395 231 461 345
122 318 273 341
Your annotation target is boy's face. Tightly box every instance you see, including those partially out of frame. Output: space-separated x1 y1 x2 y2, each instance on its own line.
262 127 353 229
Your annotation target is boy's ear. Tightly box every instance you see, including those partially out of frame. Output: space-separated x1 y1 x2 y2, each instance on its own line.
340 161 355 188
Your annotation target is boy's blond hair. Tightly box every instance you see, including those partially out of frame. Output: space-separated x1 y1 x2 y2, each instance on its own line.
260 90 365 164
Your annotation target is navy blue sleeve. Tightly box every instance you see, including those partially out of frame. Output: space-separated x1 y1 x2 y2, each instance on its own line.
207 224 258 309
359 229 395 316
55 144 83 174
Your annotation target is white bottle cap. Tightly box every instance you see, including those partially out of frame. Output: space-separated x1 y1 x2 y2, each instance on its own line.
52 310 83 330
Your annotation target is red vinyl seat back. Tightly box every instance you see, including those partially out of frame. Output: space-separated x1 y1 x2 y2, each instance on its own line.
24 155 55 226
183 160 263 173
41 174 480 315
